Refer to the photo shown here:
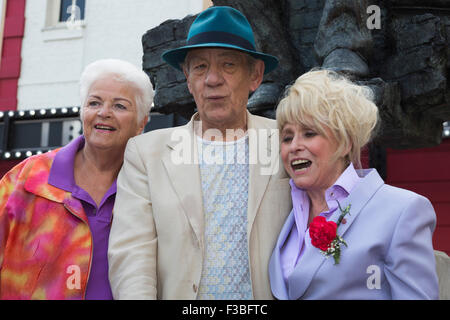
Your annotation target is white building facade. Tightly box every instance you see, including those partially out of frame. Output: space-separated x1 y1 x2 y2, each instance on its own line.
17 0 211 110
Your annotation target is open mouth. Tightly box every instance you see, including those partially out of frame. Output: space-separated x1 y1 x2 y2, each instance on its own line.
94 124 116 131
291 159 312 172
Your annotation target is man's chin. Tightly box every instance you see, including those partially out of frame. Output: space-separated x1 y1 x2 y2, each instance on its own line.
202 109 233 124
199 106 246 129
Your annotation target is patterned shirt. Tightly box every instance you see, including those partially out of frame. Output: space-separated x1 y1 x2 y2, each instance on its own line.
196 135 253 299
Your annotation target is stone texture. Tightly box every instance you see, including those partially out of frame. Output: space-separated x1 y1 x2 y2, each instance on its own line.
142 0 450 149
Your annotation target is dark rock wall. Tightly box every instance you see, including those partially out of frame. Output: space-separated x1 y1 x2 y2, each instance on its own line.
142 0 449 149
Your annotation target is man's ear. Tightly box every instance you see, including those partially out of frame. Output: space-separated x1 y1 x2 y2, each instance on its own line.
249 60 265 92
183 65 193 94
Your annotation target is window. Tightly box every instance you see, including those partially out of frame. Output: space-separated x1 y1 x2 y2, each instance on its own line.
43 0 86 41
45 0 86 28
59 0 85 23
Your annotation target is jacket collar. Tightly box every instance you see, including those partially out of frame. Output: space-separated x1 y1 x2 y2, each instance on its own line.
23 149 89 225
163 110 280 249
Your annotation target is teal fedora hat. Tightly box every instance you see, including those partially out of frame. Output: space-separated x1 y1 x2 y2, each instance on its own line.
162 6 279 74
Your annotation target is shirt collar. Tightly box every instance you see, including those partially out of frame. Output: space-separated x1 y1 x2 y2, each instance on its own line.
289 163 361 219
48 135 85 192
324 162 361 201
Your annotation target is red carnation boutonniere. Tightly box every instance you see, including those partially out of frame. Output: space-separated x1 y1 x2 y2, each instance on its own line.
309 202 351 265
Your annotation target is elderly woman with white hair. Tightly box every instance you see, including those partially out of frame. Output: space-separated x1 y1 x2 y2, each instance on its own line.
0 59 153 299
269 69 439 299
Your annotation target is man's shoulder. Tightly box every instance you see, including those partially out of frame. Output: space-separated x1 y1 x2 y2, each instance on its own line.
248 113 277 130
133 123 191 144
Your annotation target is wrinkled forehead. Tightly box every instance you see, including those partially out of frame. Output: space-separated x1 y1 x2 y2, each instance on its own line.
185 47 247 62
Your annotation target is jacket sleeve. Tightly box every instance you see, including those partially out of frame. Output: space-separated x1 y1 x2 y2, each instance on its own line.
108 138 157 299
0 161 25 272
384 194 439 299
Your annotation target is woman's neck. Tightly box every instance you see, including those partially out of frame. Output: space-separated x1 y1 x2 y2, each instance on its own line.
307 188 329 225
73 144 124 206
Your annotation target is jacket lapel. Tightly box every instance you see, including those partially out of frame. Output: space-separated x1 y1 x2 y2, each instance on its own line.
287 235 328 299
328 169 384 238
162 118 205 248
247 112 279 239
23 154 66 204
269 212 294 300
287 169 385 299
63 195 90 225
23 152 89 225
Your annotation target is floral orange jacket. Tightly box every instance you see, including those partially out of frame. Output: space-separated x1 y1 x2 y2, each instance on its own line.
0 149 92 299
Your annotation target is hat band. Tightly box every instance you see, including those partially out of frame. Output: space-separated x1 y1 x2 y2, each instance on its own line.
187 31 255 52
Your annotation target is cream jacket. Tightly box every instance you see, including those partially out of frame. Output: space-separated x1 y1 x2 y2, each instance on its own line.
108 111 292 299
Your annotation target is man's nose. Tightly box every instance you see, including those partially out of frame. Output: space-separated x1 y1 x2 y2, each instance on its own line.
205 64 224 86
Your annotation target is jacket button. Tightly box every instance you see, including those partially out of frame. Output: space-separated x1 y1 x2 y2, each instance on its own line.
193 284 198 293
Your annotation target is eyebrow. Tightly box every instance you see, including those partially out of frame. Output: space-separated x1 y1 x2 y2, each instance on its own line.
88 95 132 105
281 127 294 135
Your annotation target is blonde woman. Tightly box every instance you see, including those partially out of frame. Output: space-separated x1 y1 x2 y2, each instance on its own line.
269 70 439 299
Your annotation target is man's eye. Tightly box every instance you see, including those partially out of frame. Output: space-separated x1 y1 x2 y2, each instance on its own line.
193 64 206 70
223 62 236 70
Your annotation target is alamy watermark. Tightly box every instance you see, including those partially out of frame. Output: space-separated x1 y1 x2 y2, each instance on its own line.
367 5 381 30
66 265 81 290
170 123 279 176
366 264 381 290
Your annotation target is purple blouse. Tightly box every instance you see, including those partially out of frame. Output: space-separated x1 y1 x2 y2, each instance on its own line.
48 136 114 300
280 163 361 282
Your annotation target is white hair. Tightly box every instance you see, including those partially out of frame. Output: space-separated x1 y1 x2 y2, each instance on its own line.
79 59 154 123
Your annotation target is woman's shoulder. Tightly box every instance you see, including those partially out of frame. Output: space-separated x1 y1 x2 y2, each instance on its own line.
355 169 434 219
377 183 430 204
367 182 435 224
357 169 430 204
133 123 190 145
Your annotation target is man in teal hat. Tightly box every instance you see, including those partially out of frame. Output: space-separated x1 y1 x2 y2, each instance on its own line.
108 6 291 300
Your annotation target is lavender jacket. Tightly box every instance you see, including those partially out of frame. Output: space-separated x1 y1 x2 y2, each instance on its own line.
269 168 439 300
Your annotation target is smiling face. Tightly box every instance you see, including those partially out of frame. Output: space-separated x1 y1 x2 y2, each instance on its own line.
280 122 348 193
81 76 147 153
183 48 264 132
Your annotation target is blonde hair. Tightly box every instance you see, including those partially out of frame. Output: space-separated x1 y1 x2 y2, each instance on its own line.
276 69 379 169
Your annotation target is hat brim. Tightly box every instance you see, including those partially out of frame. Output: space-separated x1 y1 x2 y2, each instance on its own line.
162 43 279 75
